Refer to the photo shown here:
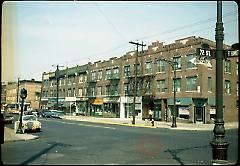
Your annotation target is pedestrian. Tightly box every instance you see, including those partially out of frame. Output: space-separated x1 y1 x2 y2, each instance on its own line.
149 109 154 126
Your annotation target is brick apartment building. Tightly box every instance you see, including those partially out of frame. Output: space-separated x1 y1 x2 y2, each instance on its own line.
40 36 239 123
4 79 42 110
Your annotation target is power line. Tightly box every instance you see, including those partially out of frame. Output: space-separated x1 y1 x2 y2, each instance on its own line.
46 12 237 71
137 11 237 41
94 2 128 43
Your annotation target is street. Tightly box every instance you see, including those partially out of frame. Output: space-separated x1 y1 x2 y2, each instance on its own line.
2 117 238 165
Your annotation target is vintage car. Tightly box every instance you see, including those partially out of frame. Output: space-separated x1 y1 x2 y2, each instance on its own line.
4 115 14 124
50 110 65 119
14 115 41 133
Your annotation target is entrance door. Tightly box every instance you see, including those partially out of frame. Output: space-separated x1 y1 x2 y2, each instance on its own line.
195 107 204 122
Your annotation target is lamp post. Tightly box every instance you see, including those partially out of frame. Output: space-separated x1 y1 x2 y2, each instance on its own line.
210 1 229 162
159 58 177 128
53 65 64 110
16 88 27 134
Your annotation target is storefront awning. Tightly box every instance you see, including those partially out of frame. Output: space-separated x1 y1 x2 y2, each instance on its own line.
91 99 104 105
46 103 55 108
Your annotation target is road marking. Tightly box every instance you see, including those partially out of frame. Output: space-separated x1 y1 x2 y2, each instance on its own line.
40 118 116 130
77 123 116 130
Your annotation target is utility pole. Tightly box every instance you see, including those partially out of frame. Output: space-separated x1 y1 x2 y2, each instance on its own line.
16 77 20 110
210 1 229 162
129 41 146 124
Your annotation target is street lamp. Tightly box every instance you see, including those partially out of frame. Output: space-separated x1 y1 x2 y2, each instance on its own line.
16 88 27 134
210 1 229 162
158 58 177 128
53 65 64 111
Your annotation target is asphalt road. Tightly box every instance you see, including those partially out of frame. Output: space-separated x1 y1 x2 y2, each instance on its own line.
2 117 238 165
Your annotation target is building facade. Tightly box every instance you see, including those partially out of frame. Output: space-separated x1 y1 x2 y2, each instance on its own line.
1 82 7 110
5 79 42 110
40 36 239 123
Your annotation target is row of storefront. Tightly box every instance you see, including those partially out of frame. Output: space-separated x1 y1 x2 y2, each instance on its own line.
41 96 217 124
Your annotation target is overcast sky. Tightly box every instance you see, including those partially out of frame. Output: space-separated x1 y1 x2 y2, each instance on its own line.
2 1 238 82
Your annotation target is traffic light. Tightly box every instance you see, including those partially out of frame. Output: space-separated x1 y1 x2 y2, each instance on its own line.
20 88 27 99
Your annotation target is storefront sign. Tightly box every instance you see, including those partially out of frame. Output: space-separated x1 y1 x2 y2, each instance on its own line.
65 97 77 102
179 107 190 115
210 108 216 114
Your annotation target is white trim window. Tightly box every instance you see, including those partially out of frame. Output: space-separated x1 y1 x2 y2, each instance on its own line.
224 80 231 94
186 76 197 91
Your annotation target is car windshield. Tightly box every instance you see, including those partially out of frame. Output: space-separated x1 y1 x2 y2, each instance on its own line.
23 116 37 121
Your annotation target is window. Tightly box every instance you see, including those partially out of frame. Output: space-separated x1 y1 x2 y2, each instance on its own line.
156 60 165 72
67 89 71 97
90 87 95 96
208 77 212 92
137 81 141 95
224 60 231 73
62 89 65 97
113 68 119 78
146 62 152 74
91 71 96 81
124 66 130 77
97 86 102 96
224 80 231 94
173 78 181 92
79 88 83 96
124 83 131 95
68 77 72 85
98 70 102 80
106 69 111 79
73 88 76 97
106 85 111 96
157 80 166 93
187 53 197 69
134 64 141 75
112 84 118 96
50 80 54 87
186 76 197 91
79 74 84 83
173 57 181 70
146 81 152 94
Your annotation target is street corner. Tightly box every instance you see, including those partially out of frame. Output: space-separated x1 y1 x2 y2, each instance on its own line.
4 127 39 142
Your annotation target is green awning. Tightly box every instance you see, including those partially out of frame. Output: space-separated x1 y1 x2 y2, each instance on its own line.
168 97 192 105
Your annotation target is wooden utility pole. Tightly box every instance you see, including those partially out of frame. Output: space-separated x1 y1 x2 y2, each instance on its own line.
129 41 146 124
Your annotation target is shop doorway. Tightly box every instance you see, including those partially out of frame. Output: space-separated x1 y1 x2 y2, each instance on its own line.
195 107 204 122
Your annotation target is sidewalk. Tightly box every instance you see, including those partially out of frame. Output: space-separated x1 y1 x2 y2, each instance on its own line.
62 115 239 131
3 127 39 143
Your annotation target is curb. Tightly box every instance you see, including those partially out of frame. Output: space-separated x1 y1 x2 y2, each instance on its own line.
4 127 39 142
63 116 238 131
64 117 157 129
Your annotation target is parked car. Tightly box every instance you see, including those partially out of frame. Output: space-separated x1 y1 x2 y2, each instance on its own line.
42 110 54 118
50 110 65 119
4 115 14 124
14 115 41 133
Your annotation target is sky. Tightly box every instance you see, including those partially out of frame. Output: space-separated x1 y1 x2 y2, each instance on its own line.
1 1 238 82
